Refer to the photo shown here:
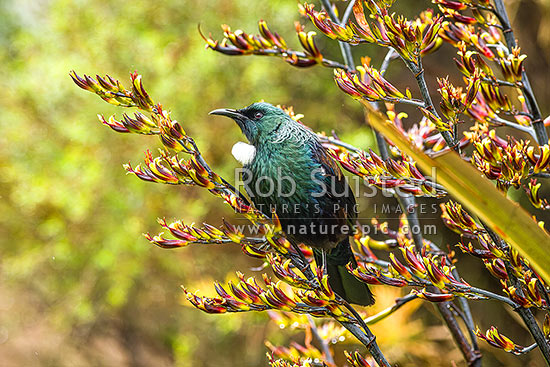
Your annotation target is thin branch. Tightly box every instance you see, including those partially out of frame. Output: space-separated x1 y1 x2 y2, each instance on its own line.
372 49 482 367
373 49 397 170
289 242 321 289
374 130 390 163
359 255 521 308
466 285 519 308
482 77 517 88
393 97 425 108
340 321 390 366
506 263 550 365
319 134 365 153
483 223 550 365
453 268 480 351
341 0 356 25
439 302 482 366
516 343 539 355
188 138 254 206
287 239 392 366
490 116 537 139
493 0 549 144
307 315 335 365
256 48 349 70
380 48 398 75
399 194 482 366
450 297 479 350
378 47 482 360
403 58 458 151
318 134 447 193
338 299 391 367
365 293 418 324
321 0 355 69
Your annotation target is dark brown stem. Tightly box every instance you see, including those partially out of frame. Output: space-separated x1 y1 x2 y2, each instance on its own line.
338 298 391 367
438 302 483 366
359 254 520 307
340 321 390 366
307 315 335 365
376 48 481 367
483 223 550 364
257 48 349 70
506 264 550 365
285 241 391 366
374 118 481 367
404 59 458 151
395 194 481 367
453 269 480 351
449 298 479 351
493 0 548 144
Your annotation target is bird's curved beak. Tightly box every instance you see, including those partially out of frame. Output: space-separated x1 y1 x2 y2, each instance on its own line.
209 108 246 121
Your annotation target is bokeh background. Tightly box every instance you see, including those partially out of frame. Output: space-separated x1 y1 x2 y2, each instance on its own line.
1 0 549 366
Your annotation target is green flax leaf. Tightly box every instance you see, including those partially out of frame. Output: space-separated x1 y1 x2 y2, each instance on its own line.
361 100 550 284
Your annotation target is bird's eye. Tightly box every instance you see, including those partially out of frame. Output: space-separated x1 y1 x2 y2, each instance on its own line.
253 111 263 119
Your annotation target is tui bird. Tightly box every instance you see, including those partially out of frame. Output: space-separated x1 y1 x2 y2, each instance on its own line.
210 102 374 306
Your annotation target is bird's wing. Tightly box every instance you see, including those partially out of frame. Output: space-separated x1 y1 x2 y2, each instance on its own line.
310 141 357 222
312 142 343 178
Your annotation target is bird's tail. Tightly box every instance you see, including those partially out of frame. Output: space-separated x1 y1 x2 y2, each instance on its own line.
314 239 374 306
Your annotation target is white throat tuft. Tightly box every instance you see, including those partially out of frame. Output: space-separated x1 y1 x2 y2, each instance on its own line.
231 141 256 165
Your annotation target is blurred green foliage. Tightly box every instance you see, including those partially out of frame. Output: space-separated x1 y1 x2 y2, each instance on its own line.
0 1 369 365
1 0 549 366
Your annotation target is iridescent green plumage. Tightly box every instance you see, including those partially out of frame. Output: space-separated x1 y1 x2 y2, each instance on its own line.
210 102 373 306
